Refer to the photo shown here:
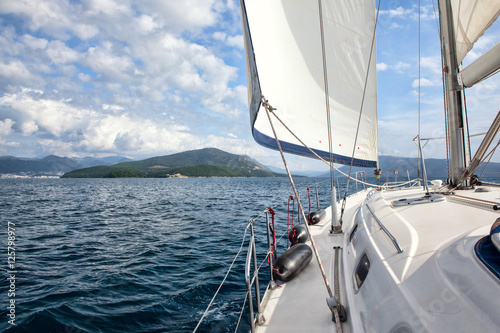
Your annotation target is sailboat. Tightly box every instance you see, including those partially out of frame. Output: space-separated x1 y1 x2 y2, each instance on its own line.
239 0 500 332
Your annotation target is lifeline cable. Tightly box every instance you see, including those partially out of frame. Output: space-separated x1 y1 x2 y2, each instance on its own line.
192 222 250 333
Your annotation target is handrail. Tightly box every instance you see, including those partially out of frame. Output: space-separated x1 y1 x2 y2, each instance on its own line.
245 221 265 332
365 203 403 254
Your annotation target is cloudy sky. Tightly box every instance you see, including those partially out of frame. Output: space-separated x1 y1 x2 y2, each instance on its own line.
0 0 499 171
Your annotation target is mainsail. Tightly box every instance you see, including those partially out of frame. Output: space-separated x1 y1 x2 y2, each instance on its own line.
241 0 378 168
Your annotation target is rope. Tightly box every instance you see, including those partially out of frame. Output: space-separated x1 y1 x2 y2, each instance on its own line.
447 140 500 192
287 195 294 248
307 187 312 223
193 223 250 333
479 141 499 180
262 97 336 309
266 109 413 189
234 291 249 333
268 207 277 263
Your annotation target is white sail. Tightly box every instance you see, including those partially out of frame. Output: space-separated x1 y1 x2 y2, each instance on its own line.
451 0 500 63
241 0 378 167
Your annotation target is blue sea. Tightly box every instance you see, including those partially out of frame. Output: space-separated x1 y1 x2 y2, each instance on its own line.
0 177 337 333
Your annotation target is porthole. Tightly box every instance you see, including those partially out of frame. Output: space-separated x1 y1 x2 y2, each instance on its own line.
354 253 370 289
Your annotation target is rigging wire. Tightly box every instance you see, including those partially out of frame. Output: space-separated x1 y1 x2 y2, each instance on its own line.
418 0 421 182
339 0 382 223
261 97 339 325
447 139 500 192
317 0 339 235
478 141 500 180
266 109 418 189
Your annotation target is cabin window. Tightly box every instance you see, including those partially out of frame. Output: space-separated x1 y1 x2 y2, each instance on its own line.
354 253 370 289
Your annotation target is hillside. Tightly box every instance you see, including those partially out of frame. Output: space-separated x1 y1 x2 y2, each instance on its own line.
0 155 132 177
336 155 500 181
61 148 282 178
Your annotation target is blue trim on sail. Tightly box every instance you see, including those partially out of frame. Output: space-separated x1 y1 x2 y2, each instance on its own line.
253 128 377 168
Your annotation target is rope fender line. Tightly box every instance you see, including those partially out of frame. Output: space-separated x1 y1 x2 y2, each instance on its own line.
287 195 295 248
267 207 277 263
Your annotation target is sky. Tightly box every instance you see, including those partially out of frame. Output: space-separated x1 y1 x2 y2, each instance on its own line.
0 0 499 172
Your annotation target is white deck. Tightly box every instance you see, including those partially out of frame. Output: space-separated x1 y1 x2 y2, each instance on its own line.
257 190 367 333
255 185 500 332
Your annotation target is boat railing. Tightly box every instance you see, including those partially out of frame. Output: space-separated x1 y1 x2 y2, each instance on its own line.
365 203 404 254
355 171 367 192
245 206 286 332
245 218 265 332
385 169 411 186
197 181 336 332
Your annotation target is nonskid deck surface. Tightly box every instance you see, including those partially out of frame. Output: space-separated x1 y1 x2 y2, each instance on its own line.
257 191 368 333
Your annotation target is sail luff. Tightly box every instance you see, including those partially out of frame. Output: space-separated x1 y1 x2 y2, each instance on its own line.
239 0 262 131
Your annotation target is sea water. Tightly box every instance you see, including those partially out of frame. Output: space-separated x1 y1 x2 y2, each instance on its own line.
0 177 336 333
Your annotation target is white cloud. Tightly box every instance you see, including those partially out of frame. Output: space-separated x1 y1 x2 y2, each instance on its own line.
393 61 411 72
226 35 244 49
411 77 440 88
46 40 81 65
21 34 48 50
0 1 255 159
84 45 137 82
0 60 38 87
0 89 249 157
134 14 160 35
377 61 411 73
383 6 414 18
377 62 389 71
420 56 441 75
0 118 15 137
213 31 227 41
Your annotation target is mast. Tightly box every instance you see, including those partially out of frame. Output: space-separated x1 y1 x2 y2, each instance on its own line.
438 0 470 187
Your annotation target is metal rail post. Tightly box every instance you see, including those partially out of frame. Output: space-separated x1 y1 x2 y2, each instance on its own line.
265 210 276 287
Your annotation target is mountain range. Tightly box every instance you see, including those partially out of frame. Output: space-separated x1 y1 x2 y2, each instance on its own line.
0 155 132 177
336 155 500 181
1 149 498 180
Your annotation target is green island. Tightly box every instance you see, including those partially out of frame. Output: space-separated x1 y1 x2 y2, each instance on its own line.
61 148 284 178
